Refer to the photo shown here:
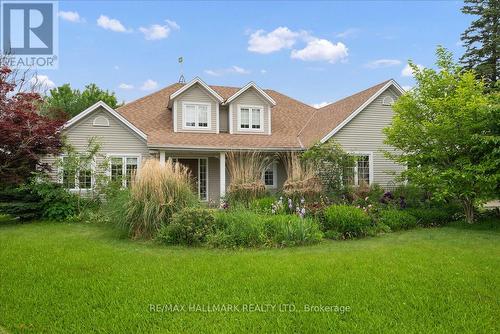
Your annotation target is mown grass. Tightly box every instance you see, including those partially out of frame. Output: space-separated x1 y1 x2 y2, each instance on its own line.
0 219 499 333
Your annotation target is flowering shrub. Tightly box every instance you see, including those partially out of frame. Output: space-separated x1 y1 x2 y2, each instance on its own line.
269 196 307 218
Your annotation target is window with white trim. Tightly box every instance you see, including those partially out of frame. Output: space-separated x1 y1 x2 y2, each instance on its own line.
61 157 92 190
109 156 139 188
183 102 210 129
343 154 371 186
262 162 277 189
198 158 207 200
239 105 262 130
78 167 92 189
62 160 76 190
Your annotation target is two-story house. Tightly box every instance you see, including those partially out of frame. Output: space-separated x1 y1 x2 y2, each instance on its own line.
47 77 405 202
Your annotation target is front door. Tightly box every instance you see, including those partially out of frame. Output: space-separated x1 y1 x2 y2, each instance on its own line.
176 158 208 201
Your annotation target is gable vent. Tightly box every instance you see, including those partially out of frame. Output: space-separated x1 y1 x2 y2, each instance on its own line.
382 96 395 106
93 115 110 127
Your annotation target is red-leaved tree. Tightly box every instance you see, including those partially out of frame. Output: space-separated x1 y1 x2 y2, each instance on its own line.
0 66 64 185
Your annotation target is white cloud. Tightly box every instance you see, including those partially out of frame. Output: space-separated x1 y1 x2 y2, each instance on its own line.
365 59 401 69
204 65 251 76
97 15 129 32
119 83 134 90
114 65 119 70
58 11 83 23
312 101 330 108
291 39 348 63
139 19 180 40
335 28 360 39
248 27 301 54
231 65 250 74
204 70 218 76
140 79 158 91
248 26 349 64
165 19 180 30
260 69 267 74
401 63 424 77
30 75 55 89
402 85 413 91
139 24 170 40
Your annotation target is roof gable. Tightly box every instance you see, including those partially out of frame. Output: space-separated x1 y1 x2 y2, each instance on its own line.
225 82 276 106
319 80 403 143
63 101 147 140
169 77 224 104
297 80 403 146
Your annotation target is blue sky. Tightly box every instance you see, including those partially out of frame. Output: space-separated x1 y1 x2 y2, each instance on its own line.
40 0 470 106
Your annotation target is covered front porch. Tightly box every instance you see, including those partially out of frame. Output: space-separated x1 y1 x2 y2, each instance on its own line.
150 150 286 202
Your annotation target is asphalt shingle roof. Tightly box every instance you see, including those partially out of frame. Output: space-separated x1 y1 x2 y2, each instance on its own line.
116 80 392 150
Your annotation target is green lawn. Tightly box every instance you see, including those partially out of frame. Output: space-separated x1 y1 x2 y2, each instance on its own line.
0 220 499 333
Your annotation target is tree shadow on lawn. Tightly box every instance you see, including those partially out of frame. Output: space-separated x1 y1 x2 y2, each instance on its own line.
447 216 500 232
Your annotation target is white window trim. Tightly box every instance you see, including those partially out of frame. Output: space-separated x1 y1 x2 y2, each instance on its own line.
92 115 110 127
237 104 264 132
348 151 374 186
262 162 278 189
198 158 209 201
58 155 95 192
181 101 212 130
106 153 142 188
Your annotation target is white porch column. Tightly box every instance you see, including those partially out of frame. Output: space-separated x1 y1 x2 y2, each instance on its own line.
219 152 226 197
159 151 166 166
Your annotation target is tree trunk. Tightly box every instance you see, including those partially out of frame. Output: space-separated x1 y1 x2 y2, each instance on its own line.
462 198 475 224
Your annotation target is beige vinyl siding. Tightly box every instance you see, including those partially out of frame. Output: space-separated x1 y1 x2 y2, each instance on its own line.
174 83 218 133
41 107 149 181
219 105 229 132
230 87 271 135
331 87 404 187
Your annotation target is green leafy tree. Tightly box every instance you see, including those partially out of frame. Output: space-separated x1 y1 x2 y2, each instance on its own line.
43 83 121 119
460 0 499 90
301 140 355 196
57 137 111 206
384 47 500 223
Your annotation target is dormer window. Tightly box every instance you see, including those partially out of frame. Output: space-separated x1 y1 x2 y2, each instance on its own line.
182 102 211 129
238 105 263 131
